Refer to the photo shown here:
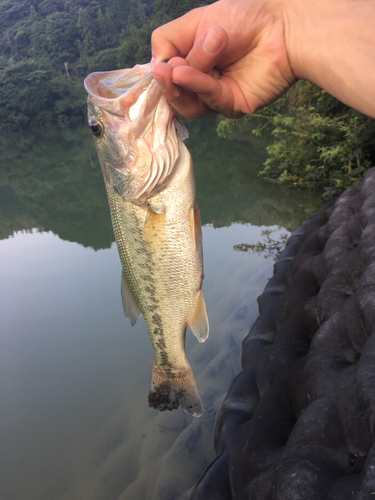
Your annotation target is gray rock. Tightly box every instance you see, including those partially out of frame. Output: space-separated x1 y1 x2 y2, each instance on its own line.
190 168 375 500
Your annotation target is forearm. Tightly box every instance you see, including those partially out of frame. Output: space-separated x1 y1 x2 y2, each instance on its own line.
284 0 375 117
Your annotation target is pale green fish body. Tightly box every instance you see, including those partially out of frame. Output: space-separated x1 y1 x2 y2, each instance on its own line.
84 64 209 416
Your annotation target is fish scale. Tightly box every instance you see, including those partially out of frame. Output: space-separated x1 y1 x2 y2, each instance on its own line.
106 177 190 370
85 63 209 416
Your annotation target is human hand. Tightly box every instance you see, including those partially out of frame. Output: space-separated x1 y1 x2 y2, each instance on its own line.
151 0 296 119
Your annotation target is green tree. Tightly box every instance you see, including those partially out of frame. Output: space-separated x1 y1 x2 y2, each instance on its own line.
28 6 48 59
0 0 222 131
106 0 130 31
127 0 148 28
97 7 119 50
117 23 152 68
152 0 215 23
217 81 375 198
76 6 96 59
37 0 65 16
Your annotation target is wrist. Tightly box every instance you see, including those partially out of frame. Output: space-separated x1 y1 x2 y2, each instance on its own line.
281 0 375 117
280 0 322 82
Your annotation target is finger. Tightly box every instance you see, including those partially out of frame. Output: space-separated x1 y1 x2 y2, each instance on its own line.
185 26 228 74
152 57 192 96
171 65 245 118
152 62 182 99
168 56 190 68
151 8 205 63
153 62 244 118
165 88 214 119
152 62 214 118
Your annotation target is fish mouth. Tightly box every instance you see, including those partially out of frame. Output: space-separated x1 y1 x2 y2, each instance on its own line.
84 64 153 117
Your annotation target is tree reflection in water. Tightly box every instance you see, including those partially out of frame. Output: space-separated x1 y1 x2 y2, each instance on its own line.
234 227 289 262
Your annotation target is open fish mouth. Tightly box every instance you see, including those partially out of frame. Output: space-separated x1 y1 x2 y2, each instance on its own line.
84 64 153 116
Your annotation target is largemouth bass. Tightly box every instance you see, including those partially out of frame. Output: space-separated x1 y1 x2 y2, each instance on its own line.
84 64 209 417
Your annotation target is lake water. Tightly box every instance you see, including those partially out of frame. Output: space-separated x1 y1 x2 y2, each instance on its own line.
0 117 323 500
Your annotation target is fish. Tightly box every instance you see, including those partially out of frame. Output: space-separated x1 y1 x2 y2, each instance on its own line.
84 64 209 417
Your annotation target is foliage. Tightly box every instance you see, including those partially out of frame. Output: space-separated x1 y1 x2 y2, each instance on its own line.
0 0 215 131
0 58 86 131
152 0 214 23
217 81 375 198
117 22 153 68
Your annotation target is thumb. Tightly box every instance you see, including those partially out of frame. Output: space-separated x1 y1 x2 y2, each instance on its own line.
186 26 228 75
151 8 205 64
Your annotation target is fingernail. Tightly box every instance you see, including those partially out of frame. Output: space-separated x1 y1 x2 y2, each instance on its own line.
202 29 223 55
154 75 167 92
150 56 155 69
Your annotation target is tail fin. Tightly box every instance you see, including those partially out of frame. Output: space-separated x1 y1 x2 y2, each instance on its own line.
148 362 203 417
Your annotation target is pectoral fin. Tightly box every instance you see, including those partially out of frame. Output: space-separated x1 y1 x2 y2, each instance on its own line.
121 271 142 326
144 204 166 251
174 117 189 141
188 290 209 343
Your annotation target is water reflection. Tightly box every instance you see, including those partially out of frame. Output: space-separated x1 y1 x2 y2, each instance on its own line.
0 125 112 247
234 227 289 261
0 118 324 500
0 117 323 246
1 225 279 500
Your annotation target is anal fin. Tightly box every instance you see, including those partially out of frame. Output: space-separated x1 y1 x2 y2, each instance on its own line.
188 290 209 343
121 270 142 326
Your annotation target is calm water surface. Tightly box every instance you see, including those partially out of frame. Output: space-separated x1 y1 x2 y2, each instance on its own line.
0 117 323 500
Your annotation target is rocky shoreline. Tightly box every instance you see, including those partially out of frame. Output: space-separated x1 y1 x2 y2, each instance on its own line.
190 168 375 500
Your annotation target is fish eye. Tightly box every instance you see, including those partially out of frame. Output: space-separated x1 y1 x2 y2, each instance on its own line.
90 121 103 137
